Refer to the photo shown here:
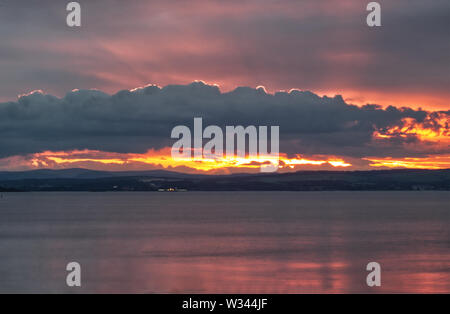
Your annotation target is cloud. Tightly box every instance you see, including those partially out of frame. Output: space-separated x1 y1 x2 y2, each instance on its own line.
0 0 448 109
0 82 448 163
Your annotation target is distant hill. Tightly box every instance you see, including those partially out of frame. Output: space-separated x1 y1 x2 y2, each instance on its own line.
0 168 201 180
0 168 449 191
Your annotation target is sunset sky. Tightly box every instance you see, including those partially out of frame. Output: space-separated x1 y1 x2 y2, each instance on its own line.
0 0 448 173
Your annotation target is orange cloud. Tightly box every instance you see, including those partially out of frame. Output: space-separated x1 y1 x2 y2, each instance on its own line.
364 155 450 170
374 114 449 143
2 148 352 173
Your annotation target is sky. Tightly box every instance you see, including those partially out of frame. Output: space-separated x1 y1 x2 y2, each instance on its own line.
0 0 448 173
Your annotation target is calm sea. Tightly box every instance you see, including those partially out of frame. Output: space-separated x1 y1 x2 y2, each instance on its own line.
0 191 449 293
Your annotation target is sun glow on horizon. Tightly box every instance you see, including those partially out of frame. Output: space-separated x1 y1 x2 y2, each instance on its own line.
18 149 353 173
0 113 448 172
364 156 450 170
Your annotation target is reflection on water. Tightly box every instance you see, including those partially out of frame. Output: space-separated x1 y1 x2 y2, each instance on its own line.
0 191 449 293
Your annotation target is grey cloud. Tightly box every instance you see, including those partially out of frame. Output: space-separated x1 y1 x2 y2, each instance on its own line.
0 82 447 159
0 0 448 108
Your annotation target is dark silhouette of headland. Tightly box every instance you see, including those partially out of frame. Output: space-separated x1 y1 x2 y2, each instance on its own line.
0 168 449 191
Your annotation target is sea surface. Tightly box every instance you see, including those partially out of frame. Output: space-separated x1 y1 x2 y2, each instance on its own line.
0 191 449 293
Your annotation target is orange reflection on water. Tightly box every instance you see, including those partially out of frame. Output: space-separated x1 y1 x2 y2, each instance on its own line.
1 192 449 293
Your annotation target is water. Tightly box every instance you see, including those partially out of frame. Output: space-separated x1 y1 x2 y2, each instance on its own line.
0 191 449 293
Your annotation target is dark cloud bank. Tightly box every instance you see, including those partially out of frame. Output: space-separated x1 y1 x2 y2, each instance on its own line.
0 82 448 159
